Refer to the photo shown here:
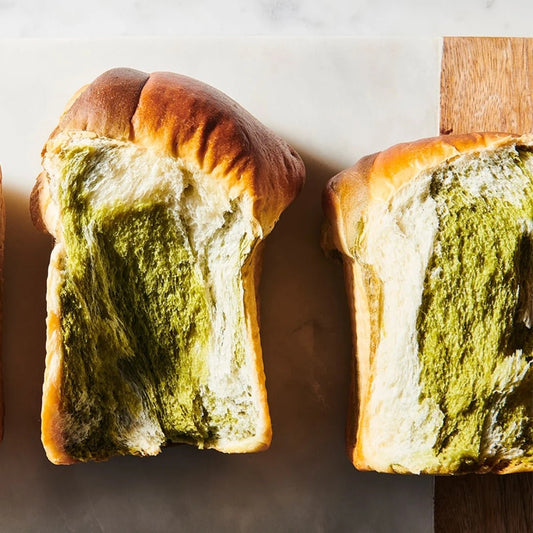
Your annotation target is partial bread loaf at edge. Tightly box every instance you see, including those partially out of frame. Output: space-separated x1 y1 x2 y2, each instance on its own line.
323 133 533 474
0 166 4 441
31 68 305 464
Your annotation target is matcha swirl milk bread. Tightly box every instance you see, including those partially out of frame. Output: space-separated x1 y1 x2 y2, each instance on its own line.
31 68 305 464
323 133 533 474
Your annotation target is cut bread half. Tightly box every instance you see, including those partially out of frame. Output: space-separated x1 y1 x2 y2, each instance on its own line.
31 68 305 464
323 133 533 474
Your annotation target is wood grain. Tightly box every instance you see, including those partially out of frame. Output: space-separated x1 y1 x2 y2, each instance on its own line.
435 474 533 533
436 36 533 533
440 37 533 134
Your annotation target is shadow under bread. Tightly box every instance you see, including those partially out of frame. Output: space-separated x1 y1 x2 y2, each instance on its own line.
1 186 50 454
260 146 432 531
259 147 351 461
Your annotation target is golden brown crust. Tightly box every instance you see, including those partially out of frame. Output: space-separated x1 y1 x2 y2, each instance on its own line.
34 68 303 463
322 153 374 257
324 133 533 259
41 244 73 465
52 68 149 143
0 166 4 441
347 258 376 471
43 68 304 236
343 258 360 462
30 172 48 233
323 133 533 474
219 241 272 453
366 133 516 200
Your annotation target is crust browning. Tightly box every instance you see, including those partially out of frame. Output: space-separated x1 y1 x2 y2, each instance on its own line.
219 241 272 453
34 68 304 463
323 133 533 474
323 133 533 259
41 244 73 464
39 68 304 237
0 167 4 441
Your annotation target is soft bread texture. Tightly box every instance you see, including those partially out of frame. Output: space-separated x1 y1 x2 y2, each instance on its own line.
31 68 305 464
323 133 533 474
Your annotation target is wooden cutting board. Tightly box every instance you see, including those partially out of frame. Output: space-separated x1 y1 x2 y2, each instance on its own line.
435 36 533 533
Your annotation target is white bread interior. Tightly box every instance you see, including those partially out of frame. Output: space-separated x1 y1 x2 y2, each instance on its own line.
356 171 442 473
41 131 270 461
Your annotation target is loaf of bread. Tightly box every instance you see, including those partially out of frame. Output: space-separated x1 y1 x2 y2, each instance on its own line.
323 133 533 474
0 166 4 442
31 68 305 464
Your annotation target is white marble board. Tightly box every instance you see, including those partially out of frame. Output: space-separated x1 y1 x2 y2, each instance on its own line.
0 38 440 532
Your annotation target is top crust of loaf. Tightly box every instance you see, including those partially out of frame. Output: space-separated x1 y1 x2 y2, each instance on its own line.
323 133 533 257
32 68 305 236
